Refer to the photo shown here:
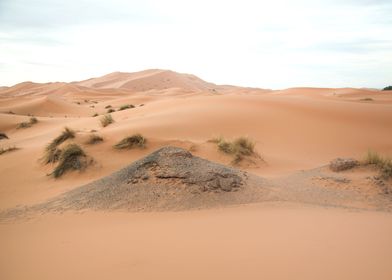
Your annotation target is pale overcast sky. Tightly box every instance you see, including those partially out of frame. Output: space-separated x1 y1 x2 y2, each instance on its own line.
0 0 391 88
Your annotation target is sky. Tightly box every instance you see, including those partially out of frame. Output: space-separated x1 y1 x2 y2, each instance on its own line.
0 0 391 89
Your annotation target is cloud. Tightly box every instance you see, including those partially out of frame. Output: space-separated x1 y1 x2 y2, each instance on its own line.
0 0 391 88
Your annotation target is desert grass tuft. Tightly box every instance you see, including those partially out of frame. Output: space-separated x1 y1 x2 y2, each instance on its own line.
360 98 374 101
30 117 38 124
0 146 19 155
210 136 256 164
107 108 115 113
43 127 75 164
16 117 39 129
92 113 99 117
363 150 384 166
100 114 114 127
363 150 392 179
114 134 146 149
86 134 103 145
118 104 135 111
0 132 8 140
52 144 87 178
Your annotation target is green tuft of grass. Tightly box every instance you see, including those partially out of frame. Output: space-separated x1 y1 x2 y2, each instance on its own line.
363 150 392 179
0 132 8 140
210 136 256 164
86 134 103 145
114 134 146 149
43 127 75 164
0 146 19 155
118 104 135 111
52 144 87 178
100 114 114 127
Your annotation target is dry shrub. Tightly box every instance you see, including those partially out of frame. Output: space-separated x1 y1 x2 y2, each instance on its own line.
363 150 392 179
118 104 135 111
114 134 146 149
43 127 75 164
52 144 88 178
100 114 114 127
86 134 103 145
0 132 9 140
0 146 19 155
210 136 256 164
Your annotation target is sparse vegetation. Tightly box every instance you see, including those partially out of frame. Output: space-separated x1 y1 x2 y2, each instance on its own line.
0 132 8 140
30 117 38 124
16 117 38 129
16 122 31 129
382 86 392 91
52 144 88 178
105 105 112 109
360 98 374 101
0 146 19 155
43 127 75 164
92 113 99 117
363 150 392 179
118 104 135 111
100 114 114 127
114 134 146 149
107 108 115 113
209 136 256 164
86 134 103 145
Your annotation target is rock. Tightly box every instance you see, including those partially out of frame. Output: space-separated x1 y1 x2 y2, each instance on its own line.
33 146 250 212
329 158 358 172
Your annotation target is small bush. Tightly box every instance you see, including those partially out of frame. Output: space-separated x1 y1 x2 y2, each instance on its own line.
382 86 392 91
44 147 62 164
0 132 8 140
210 136 256 164
114 134 146 149
381 159 392 179
107 108 115 113
52 144 87 178
364 150 383 166
30 117 38 124
86 134 103 145
92 113 99 117
363 150 392 179
105 105 112 109
43 127 75 164
17 122 31 129
360 98 373 101
16 117 39 129
100 114 114 127
118 104 135 111
0 146 19 155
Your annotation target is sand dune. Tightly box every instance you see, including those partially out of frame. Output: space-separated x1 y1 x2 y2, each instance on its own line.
0 70 391 280
75 69 219 92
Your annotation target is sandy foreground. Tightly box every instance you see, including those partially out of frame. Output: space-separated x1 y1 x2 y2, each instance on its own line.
0 70 392 279
1 203 392 280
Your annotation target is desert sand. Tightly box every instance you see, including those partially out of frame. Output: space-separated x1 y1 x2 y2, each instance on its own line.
0 69 392 279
